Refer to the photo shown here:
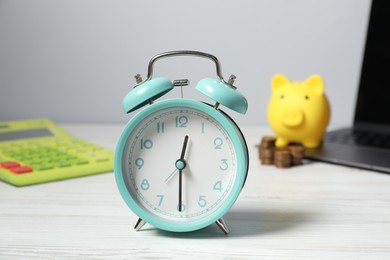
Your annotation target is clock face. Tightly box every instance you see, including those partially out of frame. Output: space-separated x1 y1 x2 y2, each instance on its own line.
116 99 248 231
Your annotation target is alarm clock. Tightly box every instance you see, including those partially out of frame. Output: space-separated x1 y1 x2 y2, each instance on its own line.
114 50 249 234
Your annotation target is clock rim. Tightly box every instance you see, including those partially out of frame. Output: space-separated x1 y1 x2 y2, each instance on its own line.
114 98 248 232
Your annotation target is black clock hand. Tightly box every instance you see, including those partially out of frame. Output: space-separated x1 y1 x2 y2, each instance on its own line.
180 135 189 160
178 168 183 212
178 135 189 212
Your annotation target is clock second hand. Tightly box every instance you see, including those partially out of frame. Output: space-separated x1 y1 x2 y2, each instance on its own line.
178 135 189 212
164 168 178 183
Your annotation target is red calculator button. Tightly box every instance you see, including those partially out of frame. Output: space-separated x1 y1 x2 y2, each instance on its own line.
0 161 21 169
10 166 33 174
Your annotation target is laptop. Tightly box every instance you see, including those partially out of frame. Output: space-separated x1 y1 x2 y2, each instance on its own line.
304 0 390 173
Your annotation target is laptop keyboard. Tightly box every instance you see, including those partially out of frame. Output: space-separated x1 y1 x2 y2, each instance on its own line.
326 129 390 149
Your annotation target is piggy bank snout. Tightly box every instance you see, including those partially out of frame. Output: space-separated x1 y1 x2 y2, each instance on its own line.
281 107 304 127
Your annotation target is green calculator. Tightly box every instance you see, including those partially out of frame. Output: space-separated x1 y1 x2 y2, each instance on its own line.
0 118 113 186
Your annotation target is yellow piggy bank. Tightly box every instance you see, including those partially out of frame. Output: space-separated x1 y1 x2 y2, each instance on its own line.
267 74 330 148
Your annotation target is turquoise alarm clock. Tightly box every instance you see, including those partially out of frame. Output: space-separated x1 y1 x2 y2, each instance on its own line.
114 50 249 234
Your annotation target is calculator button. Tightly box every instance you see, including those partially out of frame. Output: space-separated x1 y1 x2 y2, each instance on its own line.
95 157 110 162
10 166 33 174
0 161 21 169
33 163 54 170
74 159 89 165
57 161 72 167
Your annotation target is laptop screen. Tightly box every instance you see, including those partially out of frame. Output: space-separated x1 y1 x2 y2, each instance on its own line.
354 0 390 129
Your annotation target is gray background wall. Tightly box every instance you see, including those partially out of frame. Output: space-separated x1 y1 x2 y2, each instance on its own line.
0 0 371 127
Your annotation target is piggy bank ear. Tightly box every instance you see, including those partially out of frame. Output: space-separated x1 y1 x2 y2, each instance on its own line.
305 75 324 95
271 74 290 92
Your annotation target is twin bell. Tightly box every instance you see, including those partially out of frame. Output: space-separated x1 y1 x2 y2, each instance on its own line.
122 50 248 116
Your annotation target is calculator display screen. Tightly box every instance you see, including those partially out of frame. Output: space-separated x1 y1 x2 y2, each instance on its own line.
0 128 54 142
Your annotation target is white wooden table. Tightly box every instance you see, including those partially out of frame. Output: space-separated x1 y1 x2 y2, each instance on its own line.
1 124 390 259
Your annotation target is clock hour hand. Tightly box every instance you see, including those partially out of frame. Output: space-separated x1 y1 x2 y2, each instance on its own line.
180 135 189 161
165 135 190 184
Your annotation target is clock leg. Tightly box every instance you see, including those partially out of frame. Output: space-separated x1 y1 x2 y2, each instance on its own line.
215 218 229 235
134 218 146 231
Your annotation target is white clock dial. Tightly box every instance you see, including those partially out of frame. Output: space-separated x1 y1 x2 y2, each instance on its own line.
122 106 238 222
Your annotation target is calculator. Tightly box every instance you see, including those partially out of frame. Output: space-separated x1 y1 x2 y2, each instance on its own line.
0 118 113 186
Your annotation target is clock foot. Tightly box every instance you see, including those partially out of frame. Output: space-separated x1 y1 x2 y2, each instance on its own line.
134 218 146 231
215 218 229 235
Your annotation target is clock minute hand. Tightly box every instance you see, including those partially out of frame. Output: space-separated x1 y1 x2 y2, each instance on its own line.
178 168 183 212
178 135 189 212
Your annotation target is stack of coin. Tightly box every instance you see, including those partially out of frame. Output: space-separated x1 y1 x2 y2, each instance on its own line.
274 148 292 168
258 136 306 168
260 136 276 149
259 136 276 165
288 144 305 165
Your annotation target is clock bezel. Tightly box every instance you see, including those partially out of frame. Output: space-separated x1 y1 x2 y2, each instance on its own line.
114 98 248 232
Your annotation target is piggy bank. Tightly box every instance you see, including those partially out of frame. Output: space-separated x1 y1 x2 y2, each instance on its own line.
267 74 330 148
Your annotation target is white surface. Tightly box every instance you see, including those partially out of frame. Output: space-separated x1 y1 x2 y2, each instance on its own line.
0 0 371 127
1 124 390 259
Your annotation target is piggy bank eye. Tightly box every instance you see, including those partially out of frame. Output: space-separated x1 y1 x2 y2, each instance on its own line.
305 95 310 100
280 95 285 99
